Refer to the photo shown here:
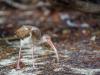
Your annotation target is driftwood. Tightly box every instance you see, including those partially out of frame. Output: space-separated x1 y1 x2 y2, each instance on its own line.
75 1 100 13
1 0 100 13
1 0 34 10
50 0 100 13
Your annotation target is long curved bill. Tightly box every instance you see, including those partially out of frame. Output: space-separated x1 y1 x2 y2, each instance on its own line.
46 38 59 62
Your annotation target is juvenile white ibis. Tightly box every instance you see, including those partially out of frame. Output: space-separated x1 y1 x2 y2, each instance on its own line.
15 25 59 70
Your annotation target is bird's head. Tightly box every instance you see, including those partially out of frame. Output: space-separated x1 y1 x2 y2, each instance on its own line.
40 34 51 43
39 35 55 49
40 34 59 62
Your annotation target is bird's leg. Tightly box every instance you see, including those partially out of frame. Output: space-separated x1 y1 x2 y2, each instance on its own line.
16 39 22 70
46 38 59 62
31 45 35 68
30 32 35 68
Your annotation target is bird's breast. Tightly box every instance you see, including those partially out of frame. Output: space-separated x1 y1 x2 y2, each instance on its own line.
20 36 33 48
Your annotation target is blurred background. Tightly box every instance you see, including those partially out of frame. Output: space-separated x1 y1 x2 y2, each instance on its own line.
0 0 100 37
0 0 100 75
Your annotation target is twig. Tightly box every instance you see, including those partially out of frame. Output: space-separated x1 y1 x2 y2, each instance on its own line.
2 0 33 10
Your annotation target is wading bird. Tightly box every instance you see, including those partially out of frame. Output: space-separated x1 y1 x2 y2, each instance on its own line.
15 25 59 70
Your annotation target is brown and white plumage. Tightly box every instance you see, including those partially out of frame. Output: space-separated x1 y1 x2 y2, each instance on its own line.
15 25 59 70
15 25 41 41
